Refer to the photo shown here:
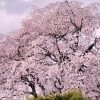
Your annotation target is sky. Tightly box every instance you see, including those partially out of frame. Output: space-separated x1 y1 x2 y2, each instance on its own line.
0 0 100 34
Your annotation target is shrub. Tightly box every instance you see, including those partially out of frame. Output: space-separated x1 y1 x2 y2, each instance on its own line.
26 89 91 100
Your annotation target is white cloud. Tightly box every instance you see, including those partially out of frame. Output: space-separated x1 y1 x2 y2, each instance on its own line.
19 0 32 2
0 1 6 6
24 0 32 2
0 9 27 34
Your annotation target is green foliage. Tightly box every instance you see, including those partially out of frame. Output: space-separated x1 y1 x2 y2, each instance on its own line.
26 90 91 100
65 90 84 100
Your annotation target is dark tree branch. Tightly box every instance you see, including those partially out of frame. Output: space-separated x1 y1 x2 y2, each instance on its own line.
54 75 64 93
84 38 97 54
40 46 59 63
78 64 87 73
21 75 37 98
36 77 46 95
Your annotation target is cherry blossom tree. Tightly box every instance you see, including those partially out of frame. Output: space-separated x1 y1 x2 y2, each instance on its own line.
20 1 100 99
0 1 100 100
